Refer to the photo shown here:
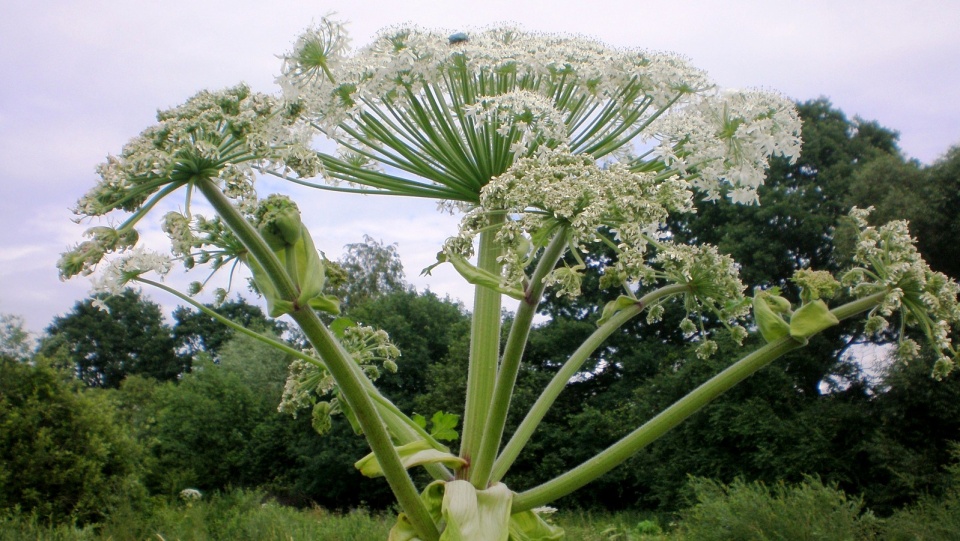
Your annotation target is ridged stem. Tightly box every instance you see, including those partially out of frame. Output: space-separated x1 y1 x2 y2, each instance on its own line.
459 215 505 485
470 229 569 487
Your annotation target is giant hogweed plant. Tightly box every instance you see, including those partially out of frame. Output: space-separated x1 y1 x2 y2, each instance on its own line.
60 18 960 540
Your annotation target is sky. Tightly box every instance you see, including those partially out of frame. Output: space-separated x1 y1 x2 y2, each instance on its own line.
2 0 959 335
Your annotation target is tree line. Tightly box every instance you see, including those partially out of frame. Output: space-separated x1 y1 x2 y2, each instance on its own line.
2 99 960 525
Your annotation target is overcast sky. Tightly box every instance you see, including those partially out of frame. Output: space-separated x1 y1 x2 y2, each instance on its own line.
2 1 959 334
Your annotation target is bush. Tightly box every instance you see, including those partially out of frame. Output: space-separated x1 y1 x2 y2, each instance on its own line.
677 476 880 540
881 494 960 540
880 445 960 540
0 357 146 525
95 489 391 541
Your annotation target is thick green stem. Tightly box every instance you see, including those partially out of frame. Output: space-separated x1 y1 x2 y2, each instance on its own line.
290 309 440 540
511 291 889 512
470 230 570 487
460 216 505 484
492 284 688 482
194 179 440 541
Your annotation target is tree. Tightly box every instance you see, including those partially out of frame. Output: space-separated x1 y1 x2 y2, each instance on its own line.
145 358 266 494
329 235 406 310
0 313 33 362
172 296 285 360
42 289 183 388
847 145 960 279
346 290 470 414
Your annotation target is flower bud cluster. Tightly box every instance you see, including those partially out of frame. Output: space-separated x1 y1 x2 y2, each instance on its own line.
57 227 139 280
842 208 960 377
445 147 694 296
75 85 318 222
278 322 400 434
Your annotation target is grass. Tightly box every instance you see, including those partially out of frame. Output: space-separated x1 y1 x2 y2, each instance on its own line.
5 479 960 541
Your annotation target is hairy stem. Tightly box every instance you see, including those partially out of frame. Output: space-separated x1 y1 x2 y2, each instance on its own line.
460 215 505 485
493 283 688 482
470 229 569 487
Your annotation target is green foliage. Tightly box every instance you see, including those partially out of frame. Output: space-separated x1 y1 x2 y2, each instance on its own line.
676 477 881 540
881 449 960 540
0 489 393 541
329 235 406 310
172 296 285 360
145 358 268 494
0 357 147 525
0 313 33 362
413 411 461 442
41 289 183 387
862 352 960 513
846 145 960 279
347 289 471 415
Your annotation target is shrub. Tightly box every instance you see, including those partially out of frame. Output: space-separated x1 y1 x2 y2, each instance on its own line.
677 476 880 540
0 357 146 525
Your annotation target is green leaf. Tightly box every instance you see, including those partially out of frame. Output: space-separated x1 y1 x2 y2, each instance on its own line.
311 401 333 436
508 510 565 541
308 294 341 314
245 255 295 317
388 513 419 541
293 225 327 307
753 292 790 343
355 440 467 478
444 252 525 300
330 316 358 338
430 411 460 442
789 299 840 340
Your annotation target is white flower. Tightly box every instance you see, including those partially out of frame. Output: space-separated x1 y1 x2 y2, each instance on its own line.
180 488 203 501
90 248 172 297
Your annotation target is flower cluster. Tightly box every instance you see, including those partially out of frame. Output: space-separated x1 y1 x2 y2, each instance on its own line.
278 322 400 422
57 226 139 280
462 90 569 157
278 18 800 209
76 85 317 219
650 89 802 204
444 147 693 295
61 85 321 284
842 207 960 377
87 247 172 309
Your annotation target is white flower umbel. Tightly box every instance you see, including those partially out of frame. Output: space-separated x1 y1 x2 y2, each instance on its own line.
276 19 742 201
444 146 694 296
650 89 802 203
62 85 321 284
